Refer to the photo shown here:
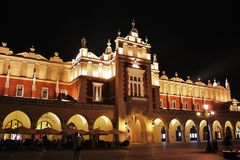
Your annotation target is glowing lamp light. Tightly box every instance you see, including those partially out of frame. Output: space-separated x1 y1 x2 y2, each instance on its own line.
211 111 215 115
124 122 128 128
203 104 209 110
197 112 201 116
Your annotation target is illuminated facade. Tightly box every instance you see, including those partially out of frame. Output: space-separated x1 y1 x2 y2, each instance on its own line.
0 22 239 143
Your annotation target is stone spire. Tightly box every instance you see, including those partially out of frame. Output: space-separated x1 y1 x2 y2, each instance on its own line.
213 78 217 87
225 78 230 89
2 42 7 47
175 72 178 77
30 45 35 52
117 28 121 37
81 36 87 48
105 39 112 54
129 19 139 37
145 36 148 43
153 54 157 63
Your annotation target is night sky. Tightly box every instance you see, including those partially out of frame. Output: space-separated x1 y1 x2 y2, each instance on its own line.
0 1 240 99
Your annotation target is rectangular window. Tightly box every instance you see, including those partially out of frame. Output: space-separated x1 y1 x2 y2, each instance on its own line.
185 102 188 110
41 88 48 99
93 82 103 102
129 75 142 97
195 103 200 111
16 85 24 97
172 100 176 109
130 83 134 96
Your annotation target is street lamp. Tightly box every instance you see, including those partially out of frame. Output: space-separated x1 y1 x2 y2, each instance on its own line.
197 104 215 152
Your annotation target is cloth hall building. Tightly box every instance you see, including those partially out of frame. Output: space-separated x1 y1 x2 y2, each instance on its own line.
0 22 240 144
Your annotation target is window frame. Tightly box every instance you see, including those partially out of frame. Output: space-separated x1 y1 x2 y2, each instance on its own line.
172 100 176 109
16 84 24 97
92 82 103 102
41 87 49 99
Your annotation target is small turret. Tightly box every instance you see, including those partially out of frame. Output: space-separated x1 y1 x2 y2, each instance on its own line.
213 78 217 87
81 36 87 48
105 39 112 54
225 78 230 89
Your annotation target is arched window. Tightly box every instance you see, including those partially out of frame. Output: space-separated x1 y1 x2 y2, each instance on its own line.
67 122 76 129
5 119 23 129
36 121 52 130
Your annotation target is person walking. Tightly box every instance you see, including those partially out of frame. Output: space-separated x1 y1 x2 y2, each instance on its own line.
73 132 84 160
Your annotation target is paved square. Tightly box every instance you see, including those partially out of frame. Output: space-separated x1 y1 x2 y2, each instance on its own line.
0 143 224 160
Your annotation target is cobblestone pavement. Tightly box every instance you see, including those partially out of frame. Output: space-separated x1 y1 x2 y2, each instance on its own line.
0 142 225 160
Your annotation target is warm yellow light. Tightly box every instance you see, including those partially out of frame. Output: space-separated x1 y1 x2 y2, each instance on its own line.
197 112 201 116
203 104 209 110
154 118 161 126
81 68 87 75
211 111 215 115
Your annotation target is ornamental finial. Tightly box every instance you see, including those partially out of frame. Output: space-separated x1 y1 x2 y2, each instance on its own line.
107 39 111 47
132 19 135 27
118 28 121 36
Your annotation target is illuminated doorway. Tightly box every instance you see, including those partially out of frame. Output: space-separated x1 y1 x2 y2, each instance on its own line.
36 112 61 140
127 115 146 143
185 119 197 142
169 119 182 143
152 118 166 143
212 121 222 140
93 116 113 141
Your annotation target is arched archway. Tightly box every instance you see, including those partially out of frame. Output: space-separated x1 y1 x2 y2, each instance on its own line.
3 110 31 129
185 119 197 142
67 114 89 131
169 119 182 143
36 112 61 140
225 121 234 139
152 118 166 143
93 115 113 141
235 121 240 139
199 120 207 141
3 110 31 140
126 114 147 143
212 120 222 140
36 112 61 131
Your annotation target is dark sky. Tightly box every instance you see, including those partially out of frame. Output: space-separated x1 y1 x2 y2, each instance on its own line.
0 1 240 99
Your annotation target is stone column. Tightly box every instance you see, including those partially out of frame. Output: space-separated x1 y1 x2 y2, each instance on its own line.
166 125 170 143
182 125 186 142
